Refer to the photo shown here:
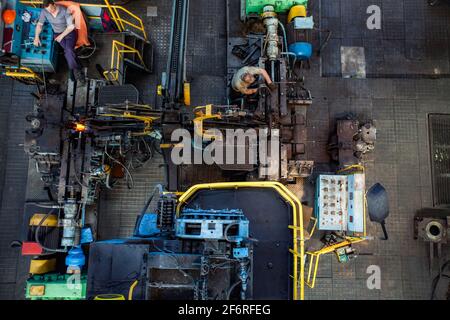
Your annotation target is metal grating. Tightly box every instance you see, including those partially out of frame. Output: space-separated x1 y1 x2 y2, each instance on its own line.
429 114 450 207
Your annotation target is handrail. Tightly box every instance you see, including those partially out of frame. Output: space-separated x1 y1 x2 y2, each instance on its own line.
176 181 306 300
4 66 43 84
19 0 148 41
103 40 146 83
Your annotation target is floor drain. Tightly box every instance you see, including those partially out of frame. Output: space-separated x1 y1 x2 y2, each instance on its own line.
429 114 450 206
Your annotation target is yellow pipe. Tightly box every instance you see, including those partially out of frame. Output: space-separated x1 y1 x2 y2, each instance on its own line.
5 67 43 83
128 280 138 300
176 181 305 300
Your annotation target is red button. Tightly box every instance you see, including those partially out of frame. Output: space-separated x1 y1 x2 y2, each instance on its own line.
21 242 43 256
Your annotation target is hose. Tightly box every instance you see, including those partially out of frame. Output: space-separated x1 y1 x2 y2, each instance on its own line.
278 21 289 58
315 28 332 56
224 222 241 243
128 280 139 300
431 259 450 300
35 209 67 253
140 184 164 216
104 147 135 189
25 201 62 209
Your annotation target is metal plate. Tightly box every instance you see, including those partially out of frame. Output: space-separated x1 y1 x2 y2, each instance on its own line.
97 84 139 106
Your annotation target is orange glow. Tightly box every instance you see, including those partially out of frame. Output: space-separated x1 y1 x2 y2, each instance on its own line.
2 10 16 25
74 123 87 132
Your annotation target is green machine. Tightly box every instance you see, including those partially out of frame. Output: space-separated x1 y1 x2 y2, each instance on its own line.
26 273 87 300
241 0 308 19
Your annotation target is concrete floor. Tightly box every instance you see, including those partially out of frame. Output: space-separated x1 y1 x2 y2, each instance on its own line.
0 0 449 299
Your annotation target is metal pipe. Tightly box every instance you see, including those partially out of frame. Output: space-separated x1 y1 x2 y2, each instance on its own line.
176 0 189 101
165 0 178 93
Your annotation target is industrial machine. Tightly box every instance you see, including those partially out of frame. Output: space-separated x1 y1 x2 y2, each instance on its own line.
0 0 153 85
25 181 311 300
160 3 316 188
328 118 377 168
17 0 378 301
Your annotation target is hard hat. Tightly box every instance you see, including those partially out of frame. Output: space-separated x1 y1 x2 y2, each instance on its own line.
288 5 306 23
2 9 16 25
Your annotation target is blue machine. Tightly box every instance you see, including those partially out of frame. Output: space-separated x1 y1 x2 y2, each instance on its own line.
65 246 86 273
9 3 58 72
133 212 159 237
175 208 249 241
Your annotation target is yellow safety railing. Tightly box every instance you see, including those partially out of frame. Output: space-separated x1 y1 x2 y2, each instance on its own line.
176 181 307 300
305 164 368 289
193 105 222 140
20 0 148 41
103 40 146 83
3 66 43 84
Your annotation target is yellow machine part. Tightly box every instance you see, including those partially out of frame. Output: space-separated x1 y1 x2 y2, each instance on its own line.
29 258 57 275
288 5 307 23
29 214 58 227
94 294 126 300
184 82 191 106
29 285 45 297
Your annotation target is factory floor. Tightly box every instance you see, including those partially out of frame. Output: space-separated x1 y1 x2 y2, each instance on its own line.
0 0 450 299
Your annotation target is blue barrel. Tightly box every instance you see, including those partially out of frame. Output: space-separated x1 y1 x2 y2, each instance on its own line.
288 42 312 60
65 247 86 270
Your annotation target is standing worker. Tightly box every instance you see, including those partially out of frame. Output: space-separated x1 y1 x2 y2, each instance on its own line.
33 0 86 84
231 66 276 95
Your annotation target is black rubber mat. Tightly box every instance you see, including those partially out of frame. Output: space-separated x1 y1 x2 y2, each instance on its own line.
320 0 450 78
98 84 139 105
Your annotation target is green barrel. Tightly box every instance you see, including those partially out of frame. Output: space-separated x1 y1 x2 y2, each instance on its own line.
244 0 308 16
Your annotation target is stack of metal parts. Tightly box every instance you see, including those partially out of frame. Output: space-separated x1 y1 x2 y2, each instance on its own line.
328 119 377 168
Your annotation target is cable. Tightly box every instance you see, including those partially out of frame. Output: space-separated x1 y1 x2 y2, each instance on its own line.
226 280 242 300
278 21 289 62
140 184 164 216
25 201 62 209
316 28 332 56
104 146 135 189
77 36 97 59
128 280 139 300
224 222 241 243
40 54 49 109
35 209 67 253
431 259 450 300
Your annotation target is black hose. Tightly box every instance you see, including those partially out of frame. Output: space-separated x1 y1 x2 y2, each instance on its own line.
226 280 242 300
35 209 67 253
140 184 164 216
431 259 450 300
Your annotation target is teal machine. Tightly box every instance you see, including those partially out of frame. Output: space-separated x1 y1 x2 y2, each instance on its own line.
1 1 58 72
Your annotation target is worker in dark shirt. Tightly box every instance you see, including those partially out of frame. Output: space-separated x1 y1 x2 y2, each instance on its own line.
33 0 85 84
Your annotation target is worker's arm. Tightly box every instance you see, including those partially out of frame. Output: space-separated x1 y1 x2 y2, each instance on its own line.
242 88 258 95
54 24 75 43
259 69 273 85
54 11 75 43
33 23 43 47
34 11 47 47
